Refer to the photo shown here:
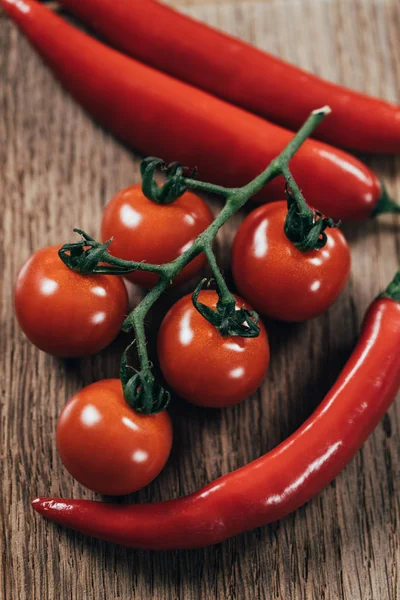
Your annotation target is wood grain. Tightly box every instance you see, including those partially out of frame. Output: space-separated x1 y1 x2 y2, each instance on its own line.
1 1 399 599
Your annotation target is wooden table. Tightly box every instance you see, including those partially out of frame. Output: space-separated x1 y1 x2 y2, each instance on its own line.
1 1 399 598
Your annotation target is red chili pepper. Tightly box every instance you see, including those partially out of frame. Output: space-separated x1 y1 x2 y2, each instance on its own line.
32 271 400 550
55 0 400 154
3 0 397 221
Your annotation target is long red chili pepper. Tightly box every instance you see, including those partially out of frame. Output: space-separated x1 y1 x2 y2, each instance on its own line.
55 0 400 153
3 0 397 221
32 272 400 550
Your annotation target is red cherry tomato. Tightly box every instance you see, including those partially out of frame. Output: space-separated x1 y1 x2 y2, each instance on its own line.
232 201 351 322
57 379 173 495
14 246 128 357
101 184 213 287
158 290 270 408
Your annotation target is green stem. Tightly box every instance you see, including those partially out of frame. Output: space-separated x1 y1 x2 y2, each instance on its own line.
119 107 328 393
381 268 400 302
372 183 400 216
119 276 171 413
182 178 234 198
123 276 170 334
238 106 332 202
281 165 310 218
60 107 332 413
204 244 235 306
279 116 338 253
279 106 331 164
98 253 165 275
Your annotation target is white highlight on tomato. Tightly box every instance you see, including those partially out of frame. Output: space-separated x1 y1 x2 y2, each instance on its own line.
308 257 323 267
40 278 59 295
132 450 148 463
326 235 335 249
179 310 194 345
120 204 142 228
230 367 245 379
253 219 268 258
81 404 102 427
122 416 139 431
184 214 196 226
91 311 106 324
310 280 321 292
91 286 107 297
179 240 194 254
223 342 245 353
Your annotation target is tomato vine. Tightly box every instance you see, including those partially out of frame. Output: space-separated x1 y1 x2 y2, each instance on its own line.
59 106 334 414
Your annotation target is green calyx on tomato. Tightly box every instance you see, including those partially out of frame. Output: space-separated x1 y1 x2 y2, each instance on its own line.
192 278 260 338
120 342 171 415
59 229 116 274
283 175 339 252
140 157 195 205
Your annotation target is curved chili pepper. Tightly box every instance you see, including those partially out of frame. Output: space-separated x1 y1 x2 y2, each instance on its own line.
32 271 400 550
3 0 396 221
55 0 400 153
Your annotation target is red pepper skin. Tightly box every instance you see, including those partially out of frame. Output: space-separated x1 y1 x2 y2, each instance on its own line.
55 0 400 154
3 0 385 221
32 296 400 550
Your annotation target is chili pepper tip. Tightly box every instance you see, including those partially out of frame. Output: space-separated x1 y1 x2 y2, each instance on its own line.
32 497 54 515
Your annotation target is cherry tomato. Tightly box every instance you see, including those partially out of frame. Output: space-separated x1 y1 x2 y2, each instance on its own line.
101 184 213 287
14 246 128 357
57 379 173 495
232 201 351 322
157 290 270 408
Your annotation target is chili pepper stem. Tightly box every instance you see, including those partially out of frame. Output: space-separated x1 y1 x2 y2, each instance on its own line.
382 268 400 302
372 184 400 216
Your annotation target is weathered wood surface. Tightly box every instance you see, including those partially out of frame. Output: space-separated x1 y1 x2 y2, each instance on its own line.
1 1 399 599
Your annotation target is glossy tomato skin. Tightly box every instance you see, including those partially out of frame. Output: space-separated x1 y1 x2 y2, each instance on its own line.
232 201 351 322
101 184 213 288
158 290 270 408
14 246 128 357
57 379 173 495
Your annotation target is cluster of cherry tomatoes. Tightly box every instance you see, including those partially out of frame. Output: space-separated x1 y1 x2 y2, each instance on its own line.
14 184 351 496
